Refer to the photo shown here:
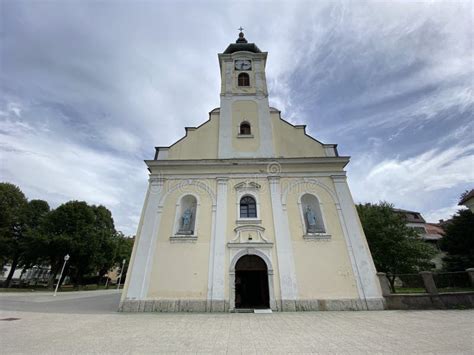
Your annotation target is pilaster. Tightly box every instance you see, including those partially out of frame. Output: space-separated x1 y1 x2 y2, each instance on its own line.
268 176 298 308
332 175 383 305
126 176 165 299
210 177 228 311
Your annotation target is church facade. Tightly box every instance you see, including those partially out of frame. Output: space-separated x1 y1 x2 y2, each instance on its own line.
120 32 384 312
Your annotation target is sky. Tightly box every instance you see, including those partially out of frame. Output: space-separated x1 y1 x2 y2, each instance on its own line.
1 0 472 235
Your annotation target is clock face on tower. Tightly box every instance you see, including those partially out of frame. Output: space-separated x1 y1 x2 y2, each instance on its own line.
235 60 252 71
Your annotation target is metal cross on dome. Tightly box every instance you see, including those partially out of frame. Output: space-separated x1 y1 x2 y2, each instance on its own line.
238 26 244 32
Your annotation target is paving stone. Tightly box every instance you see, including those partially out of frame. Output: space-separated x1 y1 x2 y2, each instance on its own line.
0 292 473 353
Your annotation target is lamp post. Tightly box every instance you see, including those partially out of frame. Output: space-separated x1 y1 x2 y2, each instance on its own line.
54 254 70 296
117 259 126 290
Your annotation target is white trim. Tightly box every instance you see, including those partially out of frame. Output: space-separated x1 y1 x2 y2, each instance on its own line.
332 175 383 302
235 181 261 221
324 145 337 157
236 192 260 221
268 176 299 301
126 177 165 300
230 224 269 244
169 235 198 243
156 149 169 160
158 179 216 207
147 157 349 167
206 204 217 307
145 172 347 179
210 178 228 306
282 178 339 207
228 248 276 311
303 234 331 241
236 219 261 225
227 242 273 248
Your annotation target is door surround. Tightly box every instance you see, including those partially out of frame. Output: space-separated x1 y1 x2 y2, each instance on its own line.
229 248 277 311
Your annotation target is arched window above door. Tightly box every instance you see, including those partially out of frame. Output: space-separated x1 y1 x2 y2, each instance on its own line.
240 195 257 218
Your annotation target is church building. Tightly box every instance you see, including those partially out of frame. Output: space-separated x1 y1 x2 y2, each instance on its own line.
120 31 384 312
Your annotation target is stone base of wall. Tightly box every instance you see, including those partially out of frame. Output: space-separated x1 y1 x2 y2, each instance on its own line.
385 292 474 310
289 298 384 311
119 298 385 312
119 299 231 312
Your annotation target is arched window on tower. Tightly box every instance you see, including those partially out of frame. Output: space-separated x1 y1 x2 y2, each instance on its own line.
240 195 257 218
240 121 251 135
238 73 250 87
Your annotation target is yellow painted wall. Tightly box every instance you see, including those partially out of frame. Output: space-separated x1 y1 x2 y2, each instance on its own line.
147 180 214 299
283 177 359 299
271 113 327 158
167 115 219 160
231 100 260 152
134 175 360 302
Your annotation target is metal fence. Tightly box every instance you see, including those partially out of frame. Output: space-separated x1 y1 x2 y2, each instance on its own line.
381 269 474 295
392 273 425 293
433 271 472 291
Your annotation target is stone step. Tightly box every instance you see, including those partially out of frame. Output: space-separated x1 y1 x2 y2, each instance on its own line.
233 308 254 313
232 308 273 313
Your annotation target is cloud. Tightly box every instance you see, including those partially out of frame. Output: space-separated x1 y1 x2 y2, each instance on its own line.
348 143 474 220
1 0 472 232
0 116 147 233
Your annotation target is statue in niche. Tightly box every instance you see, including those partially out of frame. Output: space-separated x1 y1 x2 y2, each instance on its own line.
178 208 194 234
305 206 318 233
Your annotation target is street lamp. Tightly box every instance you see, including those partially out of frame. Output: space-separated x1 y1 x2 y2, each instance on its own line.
54 254 70 297
117 259 126 290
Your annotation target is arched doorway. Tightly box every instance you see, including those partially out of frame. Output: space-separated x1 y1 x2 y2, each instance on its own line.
234 255 270 309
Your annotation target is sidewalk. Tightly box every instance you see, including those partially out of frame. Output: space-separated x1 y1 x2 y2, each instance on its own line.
1 308 473 353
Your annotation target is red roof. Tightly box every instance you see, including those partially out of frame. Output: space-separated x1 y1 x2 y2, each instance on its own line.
459 189 474 205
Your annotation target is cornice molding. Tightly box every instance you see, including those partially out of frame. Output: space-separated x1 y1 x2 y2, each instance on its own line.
146 156 350 168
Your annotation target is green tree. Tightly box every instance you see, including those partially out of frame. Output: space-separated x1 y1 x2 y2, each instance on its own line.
114 233 134 280
41 201 117 287
18 199 51 280
98 232 134 286
0 183 28 287
440 209 474 271
357 202 436 292
20 200 50 269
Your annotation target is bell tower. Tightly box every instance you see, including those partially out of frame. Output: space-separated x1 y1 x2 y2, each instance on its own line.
217 29 274 158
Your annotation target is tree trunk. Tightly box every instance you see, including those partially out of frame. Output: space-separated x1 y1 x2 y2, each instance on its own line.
4 254 19 288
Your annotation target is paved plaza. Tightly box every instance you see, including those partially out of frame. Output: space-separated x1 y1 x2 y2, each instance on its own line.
0 291 473 354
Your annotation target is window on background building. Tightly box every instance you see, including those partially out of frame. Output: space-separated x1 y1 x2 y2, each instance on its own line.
240 196 257 218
